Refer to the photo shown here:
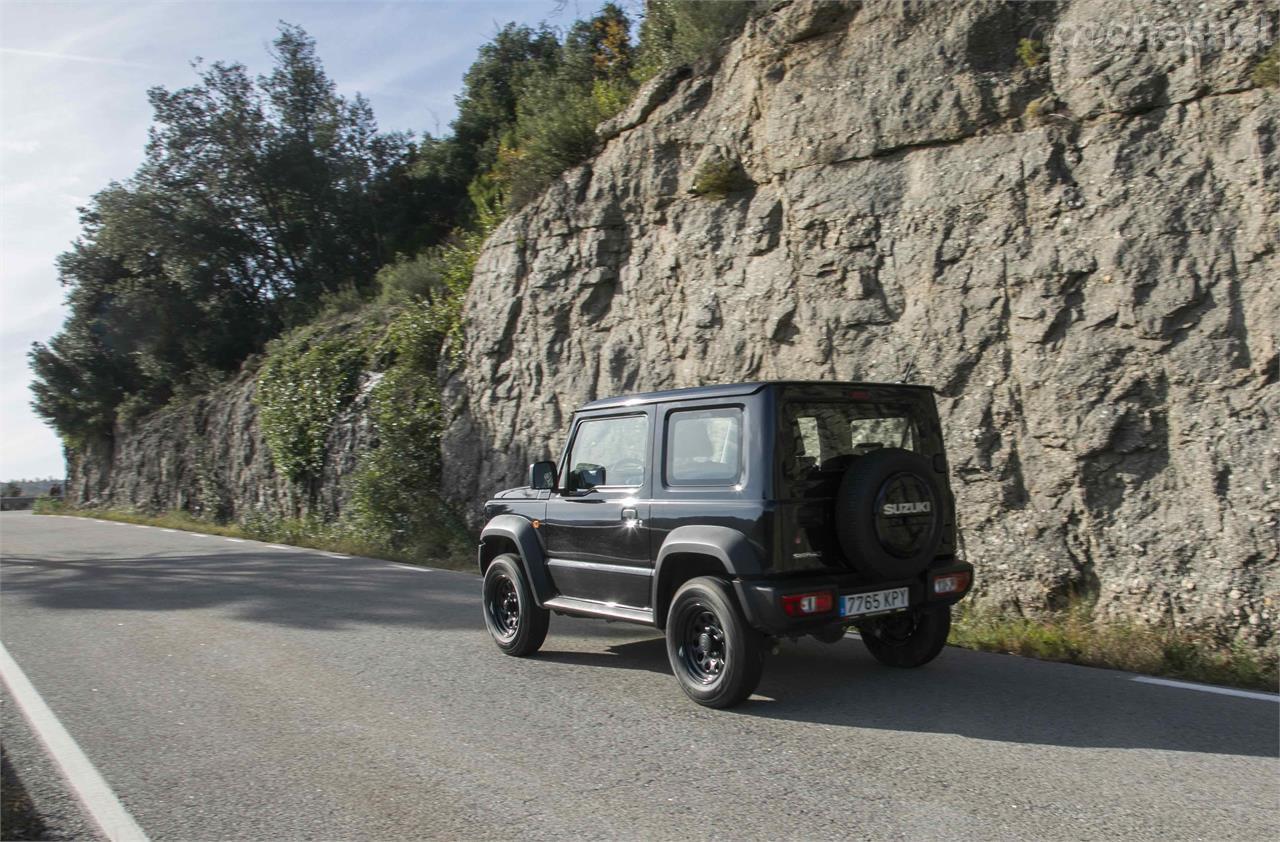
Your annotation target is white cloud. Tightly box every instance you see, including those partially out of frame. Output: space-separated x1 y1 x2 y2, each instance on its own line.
0 46 158 69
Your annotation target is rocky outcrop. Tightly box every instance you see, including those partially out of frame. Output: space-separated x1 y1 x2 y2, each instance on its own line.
69 364 377 524
444 0 1279 642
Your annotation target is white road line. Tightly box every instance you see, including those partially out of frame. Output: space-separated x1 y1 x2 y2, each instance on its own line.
390 563 431 572
265 544 293 550
224 538 245 543
323 553 351 559
1131 675 1279 702
0 642 149 842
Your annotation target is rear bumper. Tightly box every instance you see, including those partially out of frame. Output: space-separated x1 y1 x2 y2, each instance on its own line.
732 559 974 636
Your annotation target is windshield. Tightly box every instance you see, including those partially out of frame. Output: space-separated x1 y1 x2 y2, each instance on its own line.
778 399 940 497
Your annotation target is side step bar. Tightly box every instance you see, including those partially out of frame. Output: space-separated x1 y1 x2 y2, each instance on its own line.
543 596 655 626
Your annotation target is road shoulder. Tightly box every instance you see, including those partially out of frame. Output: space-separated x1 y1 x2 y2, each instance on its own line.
1 687 104 841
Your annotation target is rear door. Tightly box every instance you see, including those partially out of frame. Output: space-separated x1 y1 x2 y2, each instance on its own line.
542 410 654 608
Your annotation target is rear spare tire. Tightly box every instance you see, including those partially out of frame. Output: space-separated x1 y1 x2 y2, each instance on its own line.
835 447 944 580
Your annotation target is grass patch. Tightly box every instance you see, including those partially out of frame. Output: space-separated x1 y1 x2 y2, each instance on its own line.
691 156 754 199
950 600 1277 692
1016 37 1048 68
1252 42 1279 88
34 501 474 572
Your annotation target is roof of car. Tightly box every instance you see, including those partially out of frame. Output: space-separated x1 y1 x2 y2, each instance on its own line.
578 380 934 411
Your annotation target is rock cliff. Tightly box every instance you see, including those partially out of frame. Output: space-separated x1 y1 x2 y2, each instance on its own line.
443 0 1280 642
67 0 1278 646
68 364 377 524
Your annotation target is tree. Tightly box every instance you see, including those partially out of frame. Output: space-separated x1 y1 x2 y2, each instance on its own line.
31 23 436 445
442 23 563 186
489 4 638 207
634 0 757 78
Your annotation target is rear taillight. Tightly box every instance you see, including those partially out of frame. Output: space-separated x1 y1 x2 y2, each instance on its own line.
933 571 971 595
781 591 835 617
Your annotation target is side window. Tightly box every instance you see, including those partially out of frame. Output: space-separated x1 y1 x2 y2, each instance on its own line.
849 417 916 453
565 414 648 489
796 416 821 461
666 407 743 486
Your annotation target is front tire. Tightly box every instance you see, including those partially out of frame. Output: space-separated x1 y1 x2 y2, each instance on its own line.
483 554 549 656
665 577 764 708
860 605 951 668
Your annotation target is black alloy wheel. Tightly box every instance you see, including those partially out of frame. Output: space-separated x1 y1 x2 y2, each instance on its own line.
665 577 764 708
489 575 521 640
680 608 728 683
482 554 550 656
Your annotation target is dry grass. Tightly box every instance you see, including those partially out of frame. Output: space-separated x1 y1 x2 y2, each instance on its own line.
950 599 1277 692
33 501 473 572
1016 37 1047 68
691 156 754 199
1252 43 1279 88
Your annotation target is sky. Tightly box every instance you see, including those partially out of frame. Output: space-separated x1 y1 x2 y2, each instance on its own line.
0 0 606 481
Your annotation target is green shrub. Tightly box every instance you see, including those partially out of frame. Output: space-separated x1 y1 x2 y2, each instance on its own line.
1253 43 1279 87
692 156 754 199
375 252 447 305
591 77 636 121
1016 37 1048 68
500 70 637 208
635 0 758 80
256 323 368 483
345 313 465 560
342 208 494 560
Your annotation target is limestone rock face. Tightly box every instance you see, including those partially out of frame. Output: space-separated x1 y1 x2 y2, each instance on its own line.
69 366 377 525
444 0 1280 642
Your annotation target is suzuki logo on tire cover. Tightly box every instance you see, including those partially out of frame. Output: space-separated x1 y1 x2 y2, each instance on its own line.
883 501 932 516
873 472 939 560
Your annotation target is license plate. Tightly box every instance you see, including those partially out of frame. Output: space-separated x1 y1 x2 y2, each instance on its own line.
840 587 909 618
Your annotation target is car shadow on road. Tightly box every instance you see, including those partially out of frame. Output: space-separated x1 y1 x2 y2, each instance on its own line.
542 634 1279 759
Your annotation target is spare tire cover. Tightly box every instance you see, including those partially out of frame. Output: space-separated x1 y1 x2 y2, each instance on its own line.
834 447 944 580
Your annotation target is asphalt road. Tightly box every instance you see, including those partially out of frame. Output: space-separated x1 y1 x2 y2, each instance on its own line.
1 511 1276 841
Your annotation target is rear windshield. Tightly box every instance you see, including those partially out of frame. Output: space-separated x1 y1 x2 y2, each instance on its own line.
778 399 941 497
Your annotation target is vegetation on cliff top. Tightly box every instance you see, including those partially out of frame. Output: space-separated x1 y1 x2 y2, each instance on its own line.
29 1 758 558
29 24 448 447
31 3 758 450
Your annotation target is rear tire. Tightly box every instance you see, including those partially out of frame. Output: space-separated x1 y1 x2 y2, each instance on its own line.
665 577 764 708
860 605 951 668
483 554 549 656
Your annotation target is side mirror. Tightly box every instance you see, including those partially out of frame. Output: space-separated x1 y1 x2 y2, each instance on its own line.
572 464 606 490
529 461 557 490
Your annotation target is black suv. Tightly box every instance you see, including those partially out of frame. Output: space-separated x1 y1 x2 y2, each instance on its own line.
478 381 974 708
